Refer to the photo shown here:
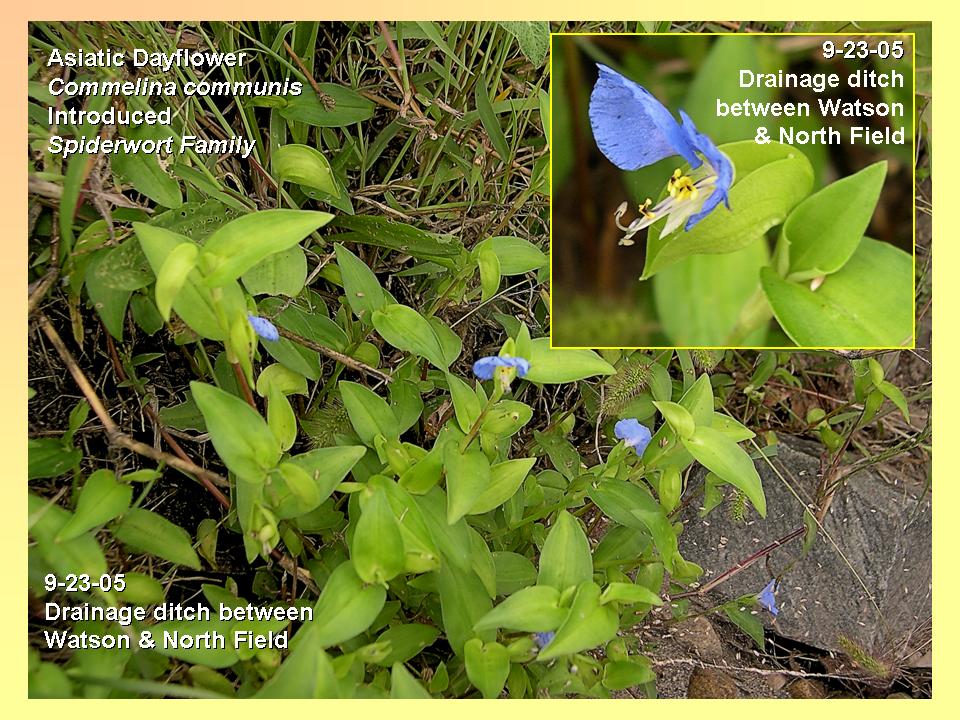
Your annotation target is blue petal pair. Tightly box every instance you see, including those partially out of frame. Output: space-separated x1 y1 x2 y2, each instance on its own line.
473 355 531 381
758 579 779 617
589 64 734 236
614 418 653 456
248 314 280 342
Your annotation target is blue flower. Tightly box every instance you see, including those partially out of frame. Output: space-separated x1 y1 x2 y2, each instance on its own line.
472 355 530 381
247 314 279 342
758 579 779 617
614 418 653 456
589 64 734 240
533 631 555 649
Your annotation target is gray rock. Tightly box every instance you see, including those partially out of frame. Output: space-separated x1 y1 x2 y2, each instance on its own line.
677 442 931 655
671 615 724 661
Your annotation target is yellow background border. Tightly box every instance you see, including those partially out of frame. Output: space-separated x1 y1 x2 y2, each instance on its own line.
9 4 950 713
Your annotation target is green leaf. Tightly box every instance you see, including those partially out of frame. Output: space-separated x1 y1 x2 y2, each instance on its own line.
464 638 510 699
681 425 766 517
273 143 352 213
469 458 536 515
537 511 593 592
712 412 755 442
652 401 695 440
190 382 280 483
524 338 616 384
390 662 432 698
537 582 618 661
493 552 537 596
782 161 887 280
134 224 230 340
588 480 677 573
760 238 913 347
414 21 470 73
722 598 766 648
474 236 547 275
475 81 511 163
339 381 398 446
877 380 910 422
84 249 131 339
481 400 533 437
91 238 154 291
150 619 239 668
374 624 440 666
285 446 366 507
112 508 201 570
258 640 338 698
428 317 463 367
473 585 566 632
256 363 309 397
437 560 494 656
241 245 307 297
499 21 550 65
28 438 81 479
335 244 386 320
446 373 482 434
477 246 501 302
329 215 463 266
29 495 107 580
600 582 663 606
201 209 333 286
155 240 199 320
305 562 386 648
277 85 375 127
602 659 656 691
444 445 491 524
653 237 769 346
57 470 132 541
111 124 182 207
372 304 449 369
352 489 405 585
642 142 813 278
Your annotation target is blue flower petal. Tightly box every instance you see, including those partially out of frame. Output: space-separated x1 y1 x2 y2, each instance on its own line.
758 579 779 617
533 631 555 649
505 357 531 377
589 64 700 172
473 355 531 381
472 356 505 380
248 314 279 342
614 418 653 456
679 111 734 230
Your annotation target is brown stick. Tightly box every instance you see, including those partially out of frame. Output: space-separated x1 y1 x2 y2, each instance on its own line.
35 313 317 592
27 223 61 316
276 326 393 383
671 526 805 600
36 314 231 492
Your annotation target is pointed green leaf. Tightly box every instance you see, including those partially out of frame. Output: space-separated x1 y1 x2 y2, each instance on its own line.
524 338 615 384
201 210 333 286
783 161 887 280
464 638 510 699
56 470 132 541
760 238 913 347
112 508 201 570
537 511 593 592
537 582 618 661
444 445 490 524
190 381 280 483
473 585 567 632
681 425 766 517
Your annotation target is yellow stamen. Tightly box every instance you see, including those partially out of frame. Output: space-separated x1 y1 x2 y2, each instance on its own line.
668 168 698 202
639 198 656 220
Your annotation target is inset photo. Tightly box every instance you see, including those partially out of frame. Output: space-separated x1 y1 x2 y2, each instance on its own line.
549 32 919 349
